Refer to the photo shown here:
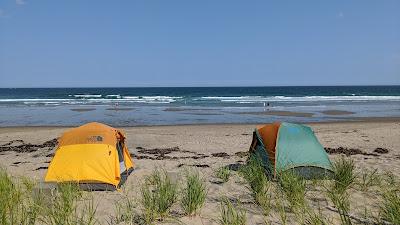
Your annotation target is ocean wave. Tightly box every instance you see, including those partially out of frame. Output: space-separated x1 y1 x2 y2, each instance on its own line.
1 95 399 105
72 94 102 98
122 96 182 103
199 96 400 102
0 96 183 104
105 94 121 98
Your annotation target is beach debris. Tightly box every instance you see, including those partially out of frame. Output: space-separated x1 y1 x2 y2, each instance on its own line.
34 166 48 171
12 161 29 165
177 163 209 168
234 151 249 158
0 138 58 153
132 146 208 160
373 147 389 154
324 147 379 156
226 163 243 171
137 146 181 156
211 152 230 158
132 146 238 160
326 206 393 225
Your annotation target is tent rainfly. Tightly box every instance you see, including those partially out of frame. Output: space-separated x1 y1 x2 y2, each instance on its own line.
45 122 134 190
249 122 333 179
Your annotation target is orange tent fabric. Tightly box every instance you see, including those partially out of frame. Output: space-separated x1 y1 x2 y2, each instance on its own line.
256 122 281 167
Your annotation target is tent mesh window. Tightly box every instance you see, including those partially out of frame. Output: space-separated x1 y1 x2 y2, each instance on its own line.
116 141 126 173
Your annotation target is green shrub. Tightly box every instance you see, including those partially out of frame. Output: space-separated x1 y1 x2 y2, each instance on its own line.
218 198 246 225
181 171 207 216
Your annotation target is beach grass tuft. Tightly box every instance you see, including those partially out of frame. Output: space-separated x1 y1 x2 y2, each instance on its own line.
278 170 306 212
325 157 357 225
239 154 271 215
140 169 177 223
332 157 356 194
42 182 98 225
215 166 231 183
380 189 400 224
326 188 351 225
181 170 207 216
0 168 41 225
218 197 246 225
305 207 328 225
113 189 140 225
357 168 381 192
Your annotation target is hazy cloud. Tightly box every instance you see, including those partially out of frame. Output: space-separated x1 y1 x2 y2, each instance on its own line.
16 0 26 5
337 12 344 18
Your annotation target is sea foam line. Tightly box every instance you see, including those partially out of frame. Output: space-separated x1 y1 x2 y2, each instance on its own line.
199 96 400 102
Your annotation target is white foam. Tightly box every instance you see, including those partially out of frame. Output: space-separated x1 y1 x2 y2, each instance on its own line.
199 96 400 102
0 99 73 102
106 95 121 98
73 94 102 98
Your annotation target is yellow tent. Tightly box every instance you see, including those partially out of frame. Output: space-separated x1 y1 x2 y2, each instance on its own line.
45 122 134 190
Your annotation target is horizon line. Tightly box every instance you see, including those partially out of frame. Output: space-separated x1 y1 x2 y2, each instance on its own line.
1 84 400 89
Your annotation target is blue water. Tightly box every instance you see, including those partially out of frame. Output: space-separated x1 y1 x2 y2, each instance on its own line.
0 86 399 126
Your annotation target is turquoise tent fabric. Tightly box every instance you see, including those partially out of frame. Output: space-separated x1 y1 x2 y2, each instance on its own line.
249 122 333 179
275 122 332 174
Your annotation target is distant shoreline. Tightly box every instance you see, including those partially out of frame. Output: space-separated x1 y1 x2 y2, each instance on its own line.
0 116 399 129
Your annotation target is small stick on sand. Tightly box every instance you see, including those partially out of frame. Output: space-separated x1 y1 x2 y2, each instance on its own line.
326 206 392 225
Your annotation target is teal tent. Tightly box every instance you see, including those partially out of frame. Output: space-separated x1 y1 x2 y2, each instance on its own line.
249 122 333 179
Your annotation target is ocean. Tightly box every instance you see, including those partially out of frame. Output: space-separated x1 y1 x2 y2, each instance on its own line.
0 86 399 126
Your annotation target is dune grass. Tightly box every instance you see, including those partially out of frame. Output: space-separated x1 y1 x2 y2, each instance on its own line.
305 205 329 225
357 168 381 192
215 166 231 183
0 168 42 225
41 183 98 225
326 157 357 225
112 188 139 225
181 170 207 216
2 153 400 225
218 197 246 225
326 188 351 225
140 169 177 223
278 170 306 212
239 154 271 216
1 168 97 225
380 189 400 224
332 157 356 195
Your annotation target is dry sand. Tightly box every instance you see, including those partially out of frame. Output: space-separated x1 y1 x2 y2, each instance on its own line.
1 121 399 224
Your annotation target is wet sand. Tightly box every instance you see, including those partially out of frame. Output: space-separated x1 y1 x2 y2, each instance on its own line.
321 110 355 115
0 120 399 224
70 108 97 112
239 110 315 117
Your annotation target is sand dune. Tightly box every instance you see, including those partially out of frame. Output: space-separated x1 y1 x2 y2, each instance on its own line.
0 121 399 224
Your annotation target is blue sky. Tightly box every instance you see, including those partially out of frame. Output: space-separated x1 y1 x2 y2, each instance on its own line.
0 1 399 87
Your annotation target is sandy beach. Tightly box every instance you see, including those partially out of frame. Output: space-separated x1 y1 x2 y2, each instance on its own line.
0 120 399 224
